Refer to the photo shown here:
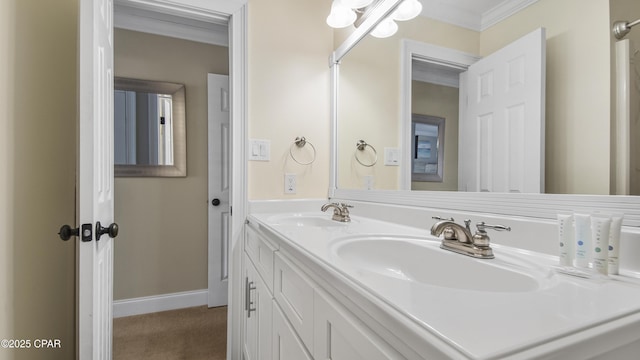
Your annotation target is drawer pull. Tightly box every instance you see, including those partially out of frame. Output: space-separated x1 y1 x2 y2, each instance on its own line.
245 277 257 317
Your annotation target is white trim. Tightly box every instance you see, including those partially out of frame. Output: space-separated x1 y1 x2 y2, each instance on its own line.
114 3 229 46
481 0 539 31
419 0 481 31
615 40 631 195
113 289 208 318
419 0 540 32
114 0 239 22
228 5 248 360
331 189 640 227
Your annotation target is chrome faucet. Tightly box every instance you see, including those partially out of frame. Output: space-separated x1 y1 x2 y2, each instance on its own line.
430 217 511 259
321 202 353 222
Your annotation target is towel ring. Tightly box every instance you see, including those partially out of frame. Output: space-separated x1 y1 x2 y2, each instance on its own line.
355 140 377 167
289 136 316 165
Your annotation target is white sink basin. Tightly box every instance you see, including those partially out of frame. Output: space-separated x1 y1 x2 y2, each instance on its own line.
268 213 349 227
332 235 548 293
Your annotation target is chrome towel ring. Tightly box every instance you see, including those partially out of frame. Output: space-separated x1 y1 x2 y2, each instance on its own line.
289 136 316 165
355 140 377 167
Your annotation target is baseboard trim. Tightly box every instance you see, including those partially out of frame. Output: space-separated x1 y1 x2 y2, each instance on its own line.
113 289 208 318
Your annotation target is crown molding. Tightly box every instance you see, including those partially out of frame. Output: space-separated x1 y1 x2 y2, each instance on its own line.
481 0 539 31
420 0 539 32
114 0 229 46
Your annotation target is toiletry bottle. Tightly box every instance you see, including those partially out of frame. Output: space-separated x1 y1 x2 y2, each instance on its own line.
609 214 624 275
557 213 574 266
574 213 592 268
591 214 611 275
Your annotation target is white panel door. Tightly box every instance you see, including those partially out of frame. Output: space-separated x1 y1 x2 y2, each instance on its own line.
78 0 116 358
208 73 230 307
459 28 546 193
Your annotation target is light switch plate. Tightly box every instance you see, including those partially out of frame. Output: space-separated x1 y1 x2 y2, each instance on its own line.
248 139 270 161
384 147 400 166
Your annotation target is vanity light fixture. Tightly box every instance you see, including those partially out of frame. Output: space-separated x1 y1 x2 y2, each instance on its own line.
392 0 422 21
326 0 359 28
327 0 423 39
371 17 398 38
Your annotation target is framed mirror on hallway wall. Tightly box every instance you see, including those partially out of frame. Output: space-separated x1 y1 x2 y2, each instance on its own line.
114 77 187 177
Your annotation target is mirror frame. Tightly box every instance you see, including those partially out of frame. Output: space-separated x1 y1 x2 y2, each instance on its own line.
114 77 187 177
328 0 640 227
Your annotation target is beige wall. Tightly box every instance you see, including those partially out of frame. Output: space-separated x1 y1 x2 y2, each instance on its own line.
0 0 14 358
2 0 77 359
480 0 612 194
411 81 459 191
337 16 479 190
113 29 228 300
247 0 333 199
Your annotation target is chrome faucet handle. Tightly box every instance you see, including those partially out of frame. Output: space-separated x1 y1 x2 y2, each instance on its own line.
476 222 511 233
432 216 454 221
473 222 511 247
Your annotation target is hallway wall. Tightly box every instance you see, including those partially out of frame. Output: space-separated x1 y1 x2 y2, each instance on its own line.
113 29 229 300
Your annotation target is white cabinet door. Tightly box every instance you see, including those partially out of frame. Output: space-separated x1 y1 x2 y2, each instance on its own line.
273 252 315 352
314 289 404 360
243 255 272 360
459 27 546 193
273 301 313 360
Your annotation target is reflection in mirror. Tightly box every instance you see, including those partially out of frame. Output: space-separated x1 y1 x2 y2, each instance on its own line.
336 0 640 196
114 77 186 177
411 114 444 184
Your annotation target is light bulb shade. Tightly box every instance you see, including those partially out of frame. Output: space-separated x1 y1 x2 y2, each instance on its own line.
392 0 423 21
341 0 375 8
370 18 398 38
326 0 357 28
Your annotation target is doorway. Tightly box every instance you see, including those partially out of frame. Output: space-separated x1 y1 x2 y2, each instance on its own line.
111 4 231 358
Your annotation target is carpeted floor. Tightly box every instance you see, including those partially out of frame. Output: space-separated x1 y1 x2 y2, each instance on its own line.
113 306 227 360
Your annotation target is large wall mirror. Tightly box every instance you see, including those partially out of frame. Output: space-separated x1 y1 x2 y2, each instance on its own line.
114 77 187 177
330 0 640 226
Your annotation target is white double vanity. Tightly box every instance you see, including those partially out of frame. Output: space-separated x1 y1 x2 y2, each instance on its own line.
240 200 640 360
236 1 640 359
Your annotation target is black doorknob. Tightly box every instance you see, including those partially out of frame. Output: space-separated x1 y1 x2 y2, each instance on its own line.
58 225 79 241
211 198 221 206
96 221 119 241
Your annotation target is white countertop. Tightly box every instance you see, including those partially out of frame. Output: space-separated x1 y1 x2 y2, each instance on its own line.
248 212 640 359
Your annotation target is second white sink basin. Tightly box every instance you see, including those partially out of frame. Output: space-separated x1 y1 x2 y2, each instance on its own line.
332 235 548 293
268 213 349 227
